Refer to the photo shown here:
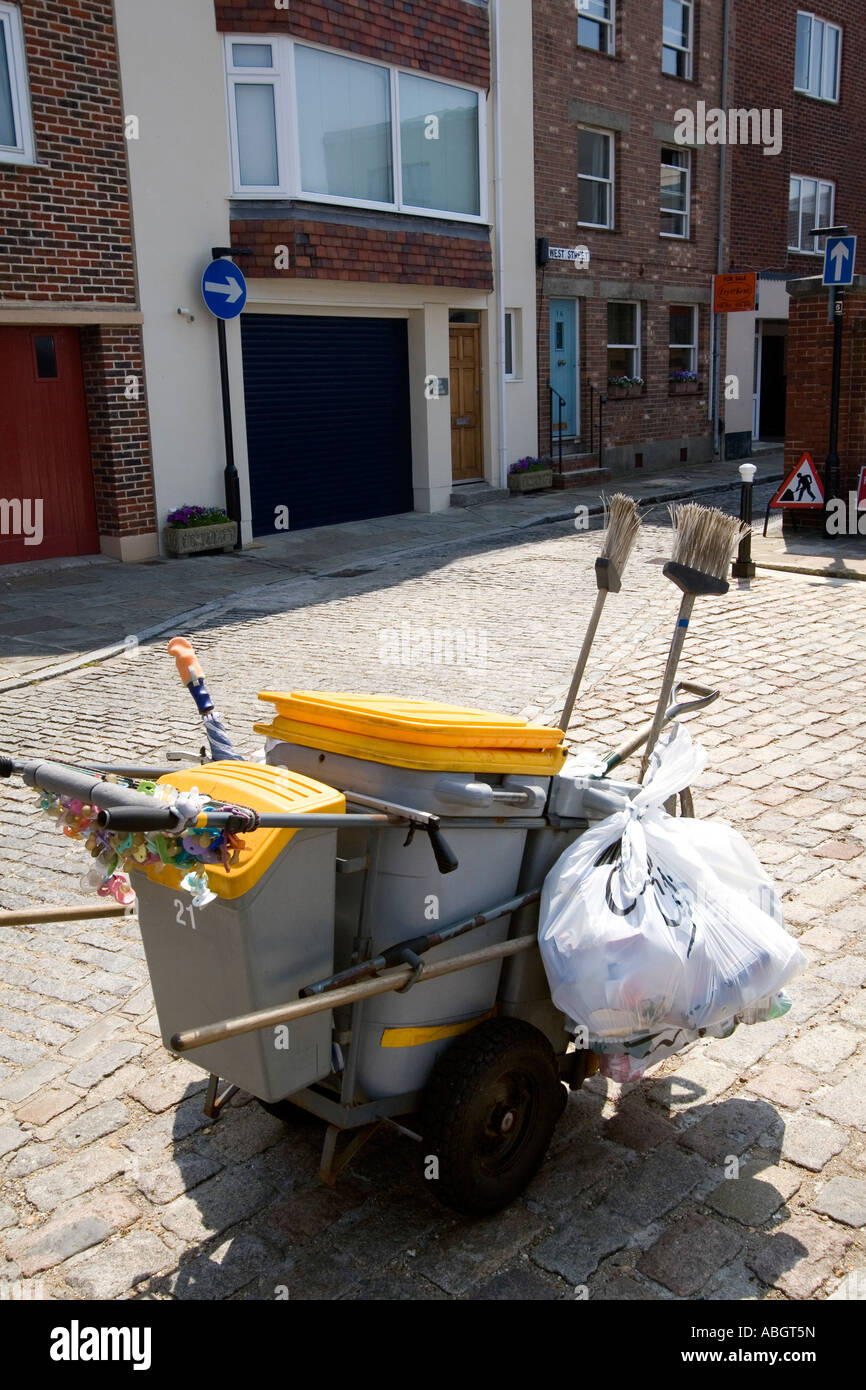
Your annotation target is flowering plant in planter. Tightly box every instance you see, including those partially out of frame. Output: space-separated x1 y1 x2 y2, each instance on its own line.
508 456 554 492
163 504 237 557
607 376 644 390
509 457 548 474
166 504 231 528
669 370 698 383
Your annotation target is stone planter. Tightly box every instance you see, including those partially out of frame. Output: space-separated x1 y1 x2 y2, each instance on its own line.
508 468 554 493
163 521 238 556
606 384 643 400
669 380 700 395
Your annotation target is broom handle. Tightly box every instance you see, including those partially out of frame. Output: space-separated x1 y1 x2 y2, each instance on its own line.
559 589 607 732
639 592 696 780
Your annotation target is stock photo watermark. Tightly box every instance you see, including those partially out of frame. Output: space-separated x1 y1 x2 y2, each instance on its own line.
0 497 43 547
674 101 783 157
379 623 489 668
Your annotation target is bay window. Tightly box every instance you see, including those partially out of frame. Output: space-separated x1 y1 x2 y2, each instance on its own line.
226 37 484 221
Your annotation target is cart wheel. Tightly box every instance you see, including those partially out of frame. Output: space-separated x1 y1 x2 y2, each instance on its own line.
421 1018 566 1217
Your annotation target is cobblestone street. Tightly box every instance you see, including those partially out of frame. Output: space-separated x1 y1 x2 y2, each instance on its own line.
1 484 865 1301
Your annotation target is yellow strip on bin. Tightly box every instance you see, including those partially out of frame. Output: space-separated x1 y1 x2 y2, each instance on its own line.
136 763 344 900
379 1010 495 1049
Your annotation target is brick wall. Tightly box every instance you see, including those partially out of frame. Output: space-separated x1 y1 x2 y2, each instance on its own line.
785 280 866 501
533 0 724 458
79 326 154 539
728 1 866 275
214 0 489 89
236 219 493 289
0 1 136 303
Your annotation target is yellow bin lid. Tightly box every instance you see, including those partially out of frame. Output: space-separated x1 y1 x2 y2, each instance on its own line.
135 762 344 900
255 693 567 775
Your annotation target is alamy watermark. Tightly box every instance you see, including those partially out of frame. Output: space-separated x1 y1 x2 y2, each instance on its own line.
379 622 488 668
0 497 43 547
675 101 782 157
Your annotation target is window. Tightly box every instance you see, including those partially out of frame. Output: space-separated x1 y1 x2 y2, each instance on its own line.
608 302 641 379
399 73 480 217
577 0 615 55
578 128 614 228
504 309 522 380
225 37 484 221
661 148 690 237
33 336 57 379
669 306 698 377
788 175 835 252
662 0 693 80
795 12 842 101
0 2 35 164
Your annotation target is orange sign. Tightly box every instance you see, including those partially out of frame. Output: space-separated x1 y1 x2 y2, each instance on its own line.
713 272 758 314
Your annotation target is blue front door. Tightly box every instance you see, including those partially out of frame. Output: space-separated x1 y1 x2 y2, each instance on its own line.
549 299 578 438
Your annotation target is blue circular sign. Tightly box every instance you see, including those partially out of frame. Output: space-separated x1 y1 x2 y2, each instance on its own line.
201 259 248 320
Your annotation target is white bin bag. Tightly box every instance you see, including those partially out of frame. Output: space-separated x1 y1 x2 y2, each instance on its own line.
538 724 805 1042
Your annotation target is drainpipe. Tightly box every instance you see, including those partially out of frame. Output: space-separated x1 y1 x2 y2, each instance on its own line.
492 0 508 488
712 0 732 458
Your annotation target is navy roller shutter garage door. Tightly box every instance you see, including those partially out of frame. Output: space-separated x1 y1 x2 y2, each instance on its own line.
241 314 414 533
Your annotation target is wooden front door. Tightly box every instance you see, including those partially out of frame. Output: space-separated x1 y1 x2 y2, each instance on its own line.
0 327 98 563
449 323 483 482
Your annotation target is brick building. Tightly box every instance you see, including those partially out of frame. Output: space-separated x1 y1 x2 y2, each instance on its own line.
0 0 157 564
723 1 865 459
532 0 725 480
112 0 537 545
785 275 866 505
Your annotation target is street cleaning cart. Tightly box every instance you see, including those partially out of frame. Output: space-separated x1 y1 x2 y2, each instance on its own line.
0 502 804 1216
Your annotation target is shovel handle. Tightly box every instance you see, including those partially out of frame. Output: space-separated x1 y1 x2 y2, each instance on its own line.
167 637 204 686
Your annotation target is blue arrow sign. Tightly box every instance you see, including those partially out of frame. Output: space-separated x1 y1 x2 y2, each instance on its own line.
201 259 247 319
823 235 857 287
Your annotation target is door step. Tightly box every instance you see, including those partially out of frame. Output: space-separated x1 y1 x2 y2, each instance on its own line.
450 483 509 507
552 466 611 490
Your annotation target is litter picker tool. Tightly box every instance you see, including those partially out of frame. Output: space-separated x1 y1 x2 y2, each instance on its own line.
639 503 747 781
558 493 642 732
167 637 238 762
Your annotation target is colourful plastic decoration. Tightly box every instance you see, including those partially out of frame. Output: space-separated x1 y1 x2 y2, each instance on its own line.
32 776 246 911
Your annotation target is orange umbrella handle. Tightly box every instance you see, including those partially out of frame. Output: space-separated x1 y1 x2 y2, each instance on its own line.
167 637 204 687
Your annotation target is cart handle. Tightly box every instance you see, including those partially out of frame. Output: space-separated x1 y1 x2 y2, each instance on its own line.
600 681 719 776
0 756 183 830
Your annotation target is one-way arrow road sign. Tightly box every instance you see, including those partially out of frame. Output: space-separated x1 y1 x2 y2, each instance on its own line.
201 258 248 319
823 234 857 287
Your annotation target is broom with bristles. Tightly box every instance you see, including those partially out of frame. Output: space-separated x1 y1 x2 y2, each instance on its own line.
558 493 642 733
639 502 749 780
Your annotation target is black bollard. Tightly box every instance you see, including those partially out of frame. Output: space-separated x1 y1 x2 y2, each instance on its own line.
731 462 756 578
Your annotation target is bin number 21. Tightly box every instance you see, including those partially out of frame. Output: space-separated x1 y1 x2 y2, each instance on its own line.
174 899 197 930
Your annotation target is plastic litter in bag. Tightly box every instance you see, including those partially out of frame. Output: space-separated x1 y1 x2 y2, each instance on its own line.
539 723 804 1074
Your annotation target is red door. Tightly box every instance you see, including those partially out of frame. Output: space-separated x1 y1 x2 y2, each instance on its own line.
0 327 99 563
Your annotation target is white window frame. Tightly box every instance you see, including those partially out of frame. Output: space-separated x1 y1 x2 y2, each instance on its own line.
225 35 488 224
504 308 522 381
669 304 698 377
788 174 835 254
607 301 642 380
0 2 35 165
577 126 614 229
660 147 690 239
662 0 694 81
576 0 616 56
795 11 842 103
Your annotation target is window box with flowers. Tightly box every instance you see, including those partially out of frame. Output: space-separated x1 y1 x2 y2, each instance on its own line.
163 505 238 556
507 457 554 493
607 375 644 399
669 370 700 395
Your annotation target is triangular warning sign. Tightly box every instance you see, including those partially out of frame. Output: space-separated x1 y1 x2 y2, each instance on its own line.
770 454 825 509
